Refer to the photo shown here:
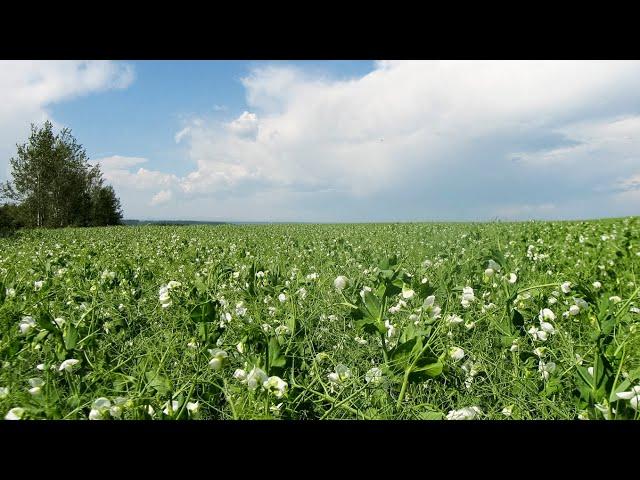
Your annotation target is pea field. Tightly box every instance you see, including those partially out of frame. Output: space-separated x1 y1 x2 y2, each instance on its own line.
1 218 639 420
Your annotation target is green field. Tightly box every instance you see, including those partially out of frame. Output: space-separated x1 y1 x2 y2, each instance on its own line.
1 219 639 420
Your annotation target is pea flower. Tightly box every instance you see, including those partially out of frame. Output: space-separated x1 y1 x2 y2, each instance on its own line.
538 309 556 322
488 259 501 272
233 369 247 381
59 358 80 372
449 347 465 362
446 314 464 325
263 376 288 398
186 401 200 415
246 367 268 390
0 387 8 399
19 316 36 335
609 296 622 304
365 367 383 384
461 287 476 308
89 398 112 420
446 406 482 420
423 296 441 319
615 385 640 410
508 273 517 284
561 282 572 294
28 377 44 396
538 360 556 380
162 400 180 416
5 407 25 420
592 281 602 290
158 286 172 308
34 280 44 291
569 305 580 316
278 293 287 303
208 349 228 370
328 364 351 384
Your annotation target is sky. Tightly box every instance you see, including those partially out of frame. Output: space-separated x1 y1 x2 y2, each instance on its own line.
0 60 639 222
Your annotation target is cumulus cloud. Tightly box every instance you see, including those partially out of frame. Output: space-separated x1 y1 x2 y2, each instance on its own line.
0 61 134 179
150 60 640 220
150 189 173 206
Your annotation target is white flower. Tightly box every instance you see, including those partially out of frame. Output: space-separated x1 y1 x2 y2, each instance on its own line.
561 282 572 294
609 296 622 304
501 405 513 417
186 401 200 414
548 296 558 305
0 387 8 399
574 298 588 310
528 326 548 342
484 268 495 277
539 321 555 334
569 305 580 316
354 336 368 345
446 406 482 420
6 288 16 298
461 287 475 308
422 296 442 319
328 364 351 384
384 320 397 338
306 272 319 281
533 347 547 358
510 340 519 352
275 325 291 336
19 316 36 335
235 302 247 317
296 287 307 299
158 285 172 308
615 385 640 410
233 368 247 381
365 367 383 384
263 376 288 398
333 275 347 292
5 407 25 420
508 273 517 284
402 287 415 299
278 293 287 303
538 308 556 322
34 280 44 291
187 340 198 349
449 347 465 362
162 400 180 416
208 349 228 370
59 358 80 372
167 280 181 289
538 360 556 381
359 286 372 300
592 281 602 290
89 397 112 420
256 271 265 278
28 377 44 396
246 367 268 390
53 317 65 328
446 314 464 325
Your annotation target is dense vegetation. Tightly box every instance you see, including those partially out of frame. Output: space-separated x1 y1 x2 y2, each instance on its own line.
1 121 122 231
1 219 639 420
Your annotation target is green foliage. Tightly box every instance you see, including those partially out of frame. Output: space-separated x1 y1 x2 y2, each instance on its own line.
0 218 639 420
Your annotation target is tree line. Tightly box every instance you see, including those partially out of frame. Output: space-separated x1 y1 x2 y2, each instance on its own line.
1 121 123 232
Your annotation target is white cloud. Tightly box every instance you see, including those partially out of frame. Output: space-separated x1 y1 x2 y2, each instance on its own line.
227 111 259 140
0 61 134 179
150 189 173 206
161 61 640 220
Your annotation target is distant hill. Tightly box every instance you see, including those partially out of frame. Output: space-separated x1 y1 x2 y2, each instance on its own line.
122 219 228 226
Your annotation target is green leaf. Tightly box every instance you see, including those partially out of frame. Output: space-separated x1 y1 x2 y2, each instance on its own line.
63 323 78 350
190 300 217 323
268 336 286 370
145 371 171 396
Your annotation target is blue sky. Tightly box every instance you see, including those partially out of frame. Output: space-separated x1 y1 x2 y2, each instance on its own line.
1 60 639 221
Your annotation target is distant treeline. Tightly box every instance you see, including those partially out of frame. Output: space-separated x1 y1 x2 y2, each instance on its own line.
1 122 123 232
123 220 228 226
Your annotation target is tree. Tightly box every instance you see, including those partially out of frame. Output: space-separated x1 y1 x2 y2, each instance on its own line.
1 121 123 228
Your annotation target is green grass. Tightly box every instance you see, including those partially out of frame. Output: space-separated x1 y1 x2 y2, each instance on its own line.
1 219 639 420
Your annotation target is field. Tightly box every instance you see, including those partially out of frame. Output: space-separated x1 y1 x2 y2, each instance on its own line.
1 219 639 420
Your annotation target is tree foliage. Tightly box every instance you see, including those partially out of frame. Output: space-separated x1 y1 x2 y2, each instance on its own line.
1 121 123 229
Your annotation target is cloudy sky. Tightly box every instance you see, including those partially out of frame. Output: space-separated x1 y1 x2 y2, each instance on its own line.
1 60 639 221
